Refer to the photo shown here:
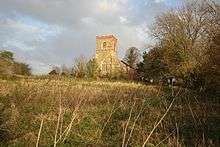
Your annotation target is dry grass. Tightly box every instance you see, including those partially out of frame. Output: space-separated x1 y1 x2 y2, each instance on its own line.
0 76 219 146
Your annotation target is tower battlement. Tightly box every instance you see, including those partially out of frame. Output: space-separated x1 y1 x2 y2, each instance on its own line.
96 35 117 52
96 35 117 40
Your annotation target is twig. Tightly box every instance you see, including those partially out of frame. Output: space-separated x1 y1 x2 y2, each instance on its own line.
62 113 77 142
59 108 64 139
36 116 44 147
54 96 62 147
176 123 179 147
122 102 136 147
155 130 175 147
184 97 197 126
125 104 144 147
60 98 84 143
55 91 86 144
96 101 121 143
157 82 163 97
56 110 77 143
142 97 176 147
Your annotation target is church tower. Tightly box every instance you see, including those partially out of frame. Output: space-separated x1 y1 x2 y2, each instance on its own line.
96 35 121 76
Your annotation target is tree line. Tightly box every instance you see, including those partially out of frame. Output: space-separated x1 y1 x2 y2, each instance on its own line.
135 0 219 96
0 50 31 76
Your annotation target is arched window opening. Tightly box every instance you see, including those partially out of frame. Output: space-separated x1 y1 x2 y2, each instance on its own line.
101 58 112 75
101 61 108 74
103 42 107 49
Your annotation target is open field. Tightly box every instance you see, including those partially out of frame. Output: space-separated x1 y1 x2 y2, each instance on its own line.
0 76 219 146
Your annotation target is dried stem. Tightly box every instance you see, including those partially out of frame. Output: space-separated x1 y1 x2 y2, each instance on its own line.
125 104 144 147
122 102 136 147
58 98 84 143
59 108 64 139
142 97 176 147
96 101 121 143
62 113 77 142
54 96 62 147
176 123 179 147
155 130 175 147
36 116 44 147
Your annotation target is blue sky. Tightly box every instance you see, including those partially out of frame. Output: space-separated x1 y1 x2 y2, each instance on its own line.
0 0 185 74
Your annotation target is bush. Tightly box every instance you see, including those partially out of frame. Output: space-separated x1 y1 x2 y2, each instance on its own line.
86 59 100 79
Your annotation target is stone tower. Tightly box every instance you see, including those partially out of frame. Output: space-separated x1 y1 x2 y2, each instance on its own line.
96 35 121 76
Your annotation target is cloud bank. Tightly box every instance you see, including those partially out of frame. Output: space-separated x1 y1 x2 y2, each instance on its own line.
0 0 184 74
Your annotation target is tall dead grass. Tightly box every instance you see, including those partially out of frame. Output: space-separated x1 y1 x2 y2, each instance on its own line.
0 77 219 146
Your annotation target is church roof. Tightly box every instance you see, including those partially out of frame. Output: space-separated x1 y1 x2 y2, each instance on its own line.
121 60 137 70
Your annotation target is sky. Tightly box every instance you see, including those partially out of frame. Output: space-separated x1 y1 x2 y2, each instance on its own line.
0 0 186 74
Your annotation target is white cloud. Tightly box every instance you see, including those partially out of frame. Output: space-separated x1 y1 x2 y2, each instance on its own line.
97 0 129 13
3 40 35 51
0 0 171 74
136 23 150 42
119 16 128 24
154 0 165 3
98 0 120 12
0 14 63 51
81 17 97 26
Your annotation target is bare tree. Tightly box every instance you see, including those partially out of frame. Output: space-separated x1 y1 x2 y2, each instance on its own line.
123 47 140 69
72 56 87 78
61 64 71 76
151 0 220 77
52 66 61 75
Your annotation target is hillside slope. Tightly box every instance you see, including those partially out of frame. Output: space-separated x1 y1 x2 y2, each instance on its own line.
0 77 219 146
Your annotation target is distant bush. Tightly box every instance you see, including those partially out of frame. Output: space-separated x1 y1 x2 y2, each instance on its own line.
72 56 101 79
0 51 14 61
86 58 100 79
0 50 31 76
72 56 87 78
13 62 31 76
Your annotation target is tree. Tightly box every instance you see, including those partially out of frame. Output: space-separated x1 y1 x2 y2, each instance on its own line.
51 66 61 75
0 50 14 62
72 56 87 78
0 50 31 76
0 57 13 75
148 0 219 84
138 47 168 80
199 32 220 95
86 58 100 79
61 64 71 75
153 2 213 75
137 0 220 94
123 47 140 69
13 62 31 76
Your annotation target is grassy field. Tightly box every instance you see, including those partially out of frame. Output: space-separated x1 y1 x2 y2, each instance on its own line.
0 76 219 146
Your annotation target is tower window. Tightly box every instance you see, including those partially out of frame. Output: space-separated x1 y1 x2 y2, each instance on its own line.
103 42 107 48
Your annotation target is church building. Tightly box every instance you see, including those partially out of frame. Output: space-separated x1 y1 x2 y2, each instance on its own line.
95 35 132 77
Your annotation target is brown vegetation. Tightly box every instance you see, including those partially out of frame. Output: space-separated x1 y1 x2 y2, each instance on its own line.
0 77 219 146
138 1 220 96
0 1 219 147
